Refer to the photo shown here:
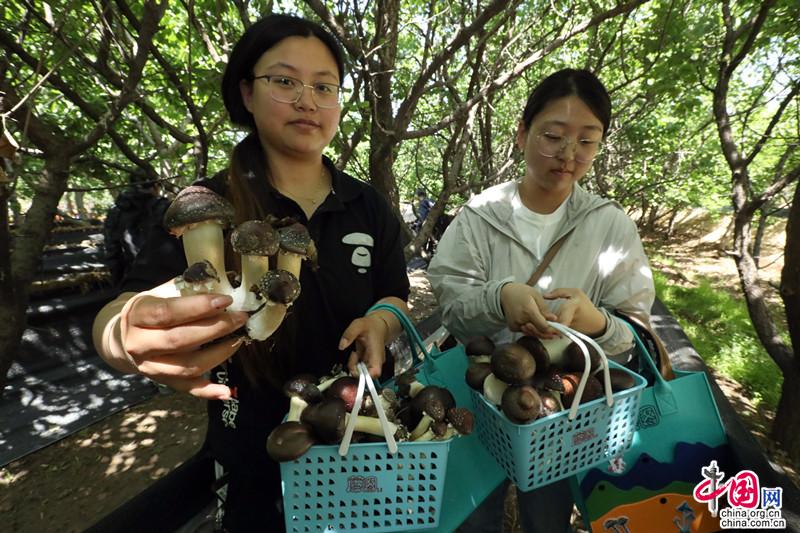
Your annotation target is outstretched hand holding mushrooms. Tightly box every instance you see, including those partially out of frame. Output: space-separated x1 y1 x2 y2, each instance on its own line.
427 70 656 533
92 14 409 532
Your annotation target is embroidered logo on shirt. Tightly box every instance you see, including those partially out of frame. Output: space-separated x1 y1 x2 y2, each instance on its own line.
342 232 374 274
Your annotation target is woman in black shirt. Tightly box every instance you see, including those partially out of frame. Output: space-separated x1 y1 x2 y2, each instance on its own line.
93 14 410 531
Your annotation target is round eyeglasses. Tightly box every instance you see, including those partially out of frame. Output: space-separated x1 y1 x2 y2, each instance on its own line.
536 132 602 164
252 75 342 109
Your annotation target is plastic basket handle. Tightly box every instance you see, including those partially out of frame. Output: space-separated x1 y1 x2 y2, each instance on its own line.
367 302 433 362
625 322 678 416
338 362 398 456
547 321 613 420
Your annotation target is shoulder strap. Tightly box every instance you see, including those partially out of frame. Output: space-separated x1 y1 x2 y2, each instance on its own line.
526 228 574 287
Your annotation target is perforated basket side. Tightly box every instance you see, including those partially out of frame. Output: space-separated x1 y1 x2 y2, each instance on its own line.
281 439 451 533
471 362 645 492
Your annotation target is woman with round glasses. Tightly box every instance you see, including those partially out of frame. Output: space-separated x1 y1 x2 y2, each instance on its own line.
93 14 410 531
428 68 655 532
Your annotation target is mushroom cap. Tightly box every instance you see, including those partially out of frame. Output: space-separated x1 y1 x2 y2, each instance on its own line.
231 220 280 256
465 336 495 357
465 362 492 391
181 260 220 284
300 398 347 444
163 185 234 234
608 368 636 392
266 421 315 462
446 407 474 435
278 222 312 255
501 385 542 424
491 343 537 385
323 376 360 411
563 342 602 373
516 336 550 374
409 386 455 426
560 372 604 408
258 269 301 304
538 391 561 417
283 374 323 403
531 368 565 393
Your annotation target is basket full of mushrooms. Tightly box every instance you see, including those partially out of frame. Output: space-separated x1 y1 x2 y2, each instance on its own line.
467 322 646 492
269 304 475 533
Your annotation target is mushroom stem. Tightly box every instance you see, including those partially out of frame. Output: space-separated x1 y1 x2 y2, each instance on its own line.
181 222 233 295
277 251 303 278
483 373 509 406
246 302 287 341
349 413 397 438
410 414 435 440
286 396 308 423
232 255 269 311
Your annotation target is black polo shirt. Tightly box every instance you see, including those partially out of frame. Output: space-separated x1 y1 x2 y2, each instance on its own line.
122 157 410 528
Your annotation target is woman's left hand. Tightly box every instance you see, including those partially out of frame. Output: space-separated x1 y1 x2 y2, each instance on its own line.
543 288 607 337
338 313 390 379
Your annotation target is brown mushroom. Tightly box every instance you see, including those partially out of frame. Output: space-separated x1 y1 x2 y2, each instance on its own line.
301 398 398 444
491 343 536 385
230 220 280 310
283 374 322 422
465 336 495 357
266 421 316 462
277 221 318 276
323 376 360 411
246 269 300 341
175 260 221 296
562 341 602 373
163 186 235 296
501 385 542 424
608 368 636 392
560 372 604 408
465 362 492 392
516 336 551 375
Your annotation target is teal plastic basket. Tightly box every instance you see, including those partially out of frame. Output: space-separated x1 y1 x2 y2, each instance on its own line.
471 325 646 492
281 439 450 532
280 304 453 532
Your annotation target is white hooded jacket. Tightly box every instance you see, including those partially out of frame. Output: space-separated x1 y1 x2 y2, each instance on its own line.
427 180 655 359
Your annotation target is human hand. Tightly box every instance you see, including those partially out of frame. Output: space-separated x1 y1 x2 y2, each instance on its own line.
120 290 248 400
544 288 607 337
500 282 559 338
338 313 390 379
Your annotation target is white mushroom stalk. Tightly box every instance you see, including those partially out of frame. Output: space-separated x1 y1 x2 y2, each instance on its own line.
483 373 509 406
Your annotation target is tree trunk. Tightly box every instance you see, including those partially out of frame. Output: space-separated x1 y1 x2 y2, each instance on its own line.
752 203 769 269
0 158 70 386
775 181 800 463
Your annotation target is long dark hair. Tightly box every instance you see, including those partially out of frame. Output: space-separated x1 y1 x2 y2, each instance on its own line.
221 15 346 389
521 69 611 137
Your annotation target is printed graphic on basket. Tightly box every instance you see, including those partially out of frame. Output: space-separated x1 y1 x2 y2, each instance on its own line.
693 460 787 530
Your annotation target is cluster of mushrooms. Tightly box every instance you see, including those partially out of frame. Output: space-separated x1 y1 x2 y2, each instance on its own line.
465 334 636 424
267 365 475 462
163 186 316 341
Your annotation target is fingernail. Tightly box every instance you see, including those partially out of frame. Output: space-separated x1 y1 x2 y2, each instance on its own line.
234 313 248 326
338 338 347 350
211 295 232 309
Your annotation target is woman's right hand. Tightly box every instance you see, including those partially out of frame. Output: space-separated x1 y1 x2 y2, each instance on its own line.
499 282 559 338
121 292 248 400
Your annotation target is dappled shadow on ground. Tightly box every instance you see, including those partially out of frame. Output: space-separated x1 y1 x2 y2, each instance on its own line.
0 391 207 532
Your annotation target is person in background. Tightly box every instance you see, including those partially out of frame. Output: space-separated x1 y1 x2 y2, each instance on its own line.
427 68 655 532
415 187 435 226
92 14 410 531
102 173 169 287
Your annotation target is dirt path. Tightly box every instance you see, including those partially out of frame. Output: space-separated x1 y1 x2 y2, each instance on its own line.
1 231 797 532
